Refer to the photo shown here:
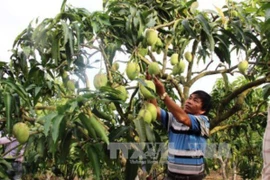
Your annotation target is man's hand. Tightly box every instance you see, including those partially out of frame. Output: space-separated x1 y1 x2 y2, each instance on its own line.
153 77 166 96
145 70 152 80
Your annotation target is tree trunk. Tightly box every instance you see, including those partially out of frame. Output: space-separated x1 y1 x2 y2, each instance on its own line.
233 162 237 180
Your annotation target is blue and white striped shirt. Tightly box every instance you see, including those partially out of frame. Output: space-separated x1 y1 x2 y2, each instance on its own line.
160 109 210 175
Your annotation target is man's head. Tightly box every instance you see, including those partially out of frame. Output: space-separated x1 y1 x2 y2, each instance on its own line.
184 90 212 115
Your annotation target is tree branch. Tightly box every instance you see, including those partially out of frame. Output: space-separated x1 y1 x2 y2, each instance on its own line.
189 63 237 86
153 19 178 30
220 76 268 107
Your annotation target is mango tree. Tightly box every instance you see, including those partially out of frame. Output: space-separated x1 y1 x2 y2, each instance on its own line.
0 0 269 179
207 76 267 179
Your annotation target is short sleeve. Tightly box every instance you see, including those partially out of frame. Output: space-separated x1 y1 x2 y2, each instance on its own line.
160 109 168 128
160 109 174 132
189 115 210 137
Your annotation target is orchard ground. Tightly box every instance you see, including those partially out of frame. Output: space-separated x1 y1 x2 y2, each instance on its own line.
21 171 250 180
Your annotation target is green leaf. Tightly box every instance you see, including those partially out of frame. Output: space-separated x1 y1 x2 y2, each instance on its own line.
59 129 72 162
40 112 58 137
109 126 130 141
145 123 155 142
181 19 197 39
3 92 12 134
22 46 31 57
52 32 60 64
92 105 111 121
51 114 65 143
86 144 101 180
231 22 245 42
173 19 181 31
220 29 246 50
244 31 263 51
78 113 97 140
214 42 230 64
68 32 74 58
61 21 69 45
0 158 12 170
133 118 146 142
106 43 118 65
13 28 28 48
65 41 72 64
207 33 215 52
260 3 270 20
262 84 270 99
0 80 31 107
196 14 211 35
72 22 81 50
60 0 67 13
125 155 139 180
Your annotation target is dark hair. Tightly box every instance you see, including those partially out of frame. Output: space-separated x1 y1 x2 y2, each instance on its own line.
192 90 212 115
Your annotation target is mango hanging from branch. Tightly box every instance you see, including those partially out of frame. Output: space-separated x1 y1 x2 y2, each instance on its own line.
115 85 128 101
126 62 140 80
145 29 158 46
93 73 108 90
145 102 157 121
13 122 30 144
148 62 161 76
238 60 249 74
172 60 186 75
184 51 193 62
170 53 179 65
138 109 152 124
111 62 120 71
139 80 156 100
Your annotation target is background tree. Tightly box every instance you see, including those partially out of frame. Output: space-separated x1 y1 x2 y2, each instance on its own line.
0 0 269 179
207 76 266 179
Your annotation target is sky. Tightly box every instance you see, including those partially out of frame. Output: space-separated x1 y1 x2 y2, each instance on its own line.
0 0 103 62
0 0 228 93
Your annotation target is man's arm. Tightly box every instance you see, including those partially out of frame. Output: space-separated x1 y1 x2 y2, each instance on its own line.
153 77 191 127
162 94 191 127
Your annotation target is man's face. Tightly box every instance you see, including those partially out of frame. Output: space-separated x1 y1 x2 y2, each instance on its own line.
184 94 205 115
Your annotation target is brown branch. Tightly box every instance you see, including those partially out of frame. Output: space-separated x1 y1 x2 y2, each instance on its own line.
210 123 243 134
0 118 7 122
55 60 68 71
35 106 56 111
186 40 199 82
161 42 170 75
147 49 157 62
190 59 269 86
84 70 90 89
22 115 36 122
170 78 184 102
80 44 99 51
153 19 178 30
137 53 151 65
160 74 184 103
188 61 235 86
99 43 113 84
220 76 268 107
125 87 139 121
211 104 242 129
211 89 251 129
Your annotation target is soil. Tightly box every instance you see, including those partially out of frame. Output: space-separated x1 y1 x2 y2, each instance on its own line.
205 171 243 180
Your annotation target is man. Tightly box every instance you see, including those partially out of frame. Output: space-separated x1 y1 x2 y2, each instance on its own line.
149 77 212 180
0 133 25 180
262 104 270 180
